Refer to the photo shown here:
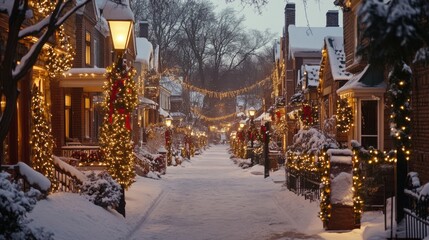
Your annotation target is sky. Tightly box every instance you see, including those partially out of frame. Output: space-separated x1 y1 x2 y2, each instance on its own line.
212 0 343 37
26 145 392 240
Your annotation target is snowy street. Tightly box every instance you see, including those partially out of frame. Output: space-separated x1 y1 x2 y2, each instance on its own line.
127 144 319 240
29 144 387 240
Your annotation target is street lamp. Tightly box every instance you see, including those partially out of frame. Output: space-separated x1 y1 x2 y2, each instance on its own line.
104 0 134 59
248 107 256 166
102 0 134 218
165 117 173 166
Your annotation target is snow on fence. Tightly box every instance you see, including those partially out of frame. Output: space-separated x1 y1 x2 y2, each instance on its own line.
1 162 51 195
53 155 87 192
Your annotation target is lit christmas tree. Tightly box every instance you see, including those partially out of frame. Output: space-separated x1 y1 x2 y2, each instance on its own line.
30 84 58 192
99 61 138 190
336 98 353 133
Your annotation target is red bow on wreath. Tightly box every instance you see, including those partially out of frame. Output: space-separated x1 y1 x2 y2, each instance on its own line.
302 105 312 123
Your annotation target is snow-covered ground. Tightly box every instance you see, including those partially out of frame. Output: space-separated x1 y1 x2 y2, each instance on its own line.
29 145 390 240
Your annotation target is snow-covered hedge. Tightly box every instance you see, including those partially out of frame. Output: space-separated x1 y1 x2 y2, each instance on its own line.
80 171 121 209
0 172 54 239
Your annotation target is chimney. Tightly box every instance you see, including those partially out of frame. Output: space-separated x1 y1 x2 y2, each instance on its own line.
285 3 296 29
326 10 339 27
138 20 149 38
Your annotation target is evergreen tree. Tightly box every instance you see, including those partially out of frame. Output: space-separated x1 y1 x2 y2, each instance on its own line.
99 61 138 190
30 84 58 192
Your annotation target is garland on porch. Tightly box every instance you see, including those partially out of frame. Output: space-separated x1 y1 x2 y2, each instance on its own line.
336 98 353 133
99 61 138 189
30 84 58 192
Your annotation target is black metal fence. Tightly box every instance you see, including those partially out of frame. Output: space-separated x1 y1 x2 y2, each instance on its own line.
404 191 429 239
286 170 320 202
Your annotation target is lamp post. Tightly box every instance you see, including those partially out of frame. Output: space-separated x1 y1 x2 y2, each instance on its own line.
239 121 245 158
102 0 134 218
248 107 256 166
165 117 173 166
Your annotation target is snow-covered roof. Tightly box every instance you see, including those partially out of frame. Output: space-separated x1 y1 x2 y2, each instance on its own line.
159 107 170 118
139 96 158 107
60 68 106 90
254 112 271 122
323 36 352 81
288 25 343 59
170 112 186 118
300 65 320 88
135 38 153 66
337 65 387 94
160 77 182 96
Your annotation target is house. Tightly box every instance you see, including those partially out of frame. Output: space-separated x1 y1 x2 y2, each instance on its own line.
51 0 138 156
318 36 352 145
332 0 389 151
134 21 159 145
160 77 186 126
282 3 342 149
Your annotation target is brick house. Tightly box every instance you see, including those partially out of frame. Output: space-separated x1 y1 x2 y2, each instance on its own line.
52 0 136 155
282 3 342 149
318 36 352 145
0 2 78 164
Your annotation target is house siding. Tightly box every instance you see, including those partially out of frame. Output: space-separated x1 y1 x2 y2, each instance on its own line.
411 65 429 183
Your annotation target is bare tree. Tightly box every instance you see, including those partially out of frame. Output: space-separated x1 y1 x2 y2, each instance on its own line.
0 0 91 166
181 0 215 88
131 0 187 71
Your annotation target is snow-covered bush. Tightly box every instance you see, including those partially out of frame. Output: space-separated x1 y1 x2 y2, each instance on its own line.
80 171 121 209
288 127 339 155
0 172 53 240
134 147 166 176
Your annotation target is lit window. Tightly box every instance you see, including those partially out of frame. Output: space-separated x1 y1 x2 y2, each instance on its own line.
85 31 91 65
65 94 71 138
84 97 90 138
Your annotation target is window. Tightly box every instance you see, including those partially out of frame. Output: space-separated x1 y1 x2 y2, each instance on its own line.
65 94 72 138
85 31 91 65
84 97 90 138
93 39 98 67
361 100 378 148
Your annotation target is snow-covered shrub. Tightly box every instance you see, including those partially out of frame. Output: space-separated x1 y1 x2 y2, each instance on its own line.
0 172 53 240
80 171 121 209
288 127 339 155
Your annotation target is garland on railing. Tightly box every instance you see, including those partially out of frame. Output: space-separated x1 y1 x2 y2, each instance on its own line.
180 77 271 99
318 149 331 225
350 140 395 225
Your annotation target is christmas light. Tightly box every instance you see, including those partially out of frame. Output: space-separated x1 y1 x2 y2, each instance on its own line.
30 84 58 192
45 25 75 79
336 98 353 133
99 62 138 189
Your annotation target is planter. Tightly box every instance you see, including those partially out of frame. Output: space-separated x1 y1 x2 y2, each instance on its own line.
326 204 359 230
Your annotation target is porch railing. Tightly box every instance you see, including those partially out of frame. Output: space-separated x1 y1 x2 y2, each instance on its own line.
61 145 100 158
52 156 87 193
1 162 51 196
